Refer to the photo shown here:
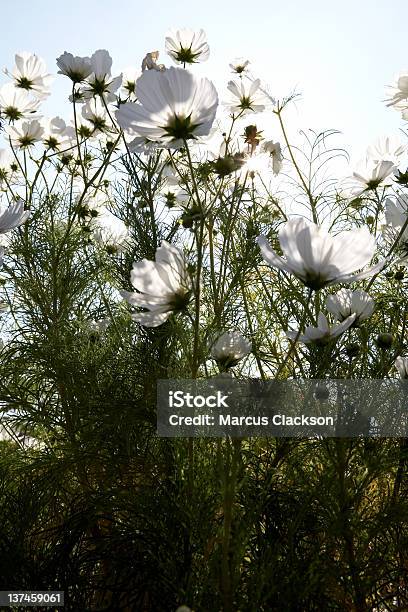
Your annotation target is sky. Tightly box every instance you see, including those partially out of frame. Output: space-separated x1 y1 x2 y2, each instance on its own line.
0 0 407 162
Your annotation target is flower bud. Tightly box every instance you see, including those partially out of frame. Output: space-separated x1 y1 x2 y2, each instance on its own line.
376 333 393 349
345 342 360 359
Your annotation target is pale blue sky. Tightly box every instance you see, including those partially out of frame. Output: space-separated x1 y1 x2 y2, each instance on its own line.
0 0 407 159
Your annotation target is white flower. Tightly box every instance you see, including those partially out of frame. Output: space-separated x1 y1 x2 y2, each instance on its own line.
91 209 129 252
0 198 29 233
7 52 52 99
0 83 40 121
287 312 356 345
326 289 375 324
367 135 406 165
87 318 110 334
81 98 113 134
262 140 283 175
165 29 209 65
211 331 251 367
0 149 20 189
42 117 74 151
120 67 140 99
345 158 396 196
240 152 271 178
257 218 384 290
395 356 408 379
6 119 44 148
121 241 191 327
229 58 250 75
159 165 190 204
116 67 218 148
226 78 266 115
82 50 122 99
78 189 109 217
141 51 165 72
56 52 92 82
385 73 408 109
384 194 408 239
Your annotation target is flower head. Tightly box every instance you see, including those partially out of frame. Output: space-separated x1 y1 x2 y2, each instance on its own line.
229 58 250 75
81 98 113 134
395 356 408 379
385 73 408 110
384 194 408 239
326 289 375 325
42 116 75 151
346 158 396 196
116 67 218 148
91 209 129 253
82 50 122 98
121 241 192 327
0 149 20 190
262 140 283 175
0 83 40 121
120 67 140 99
0 198 29 233
6 119 44 148
287 312 356 345
211 331 251 368
367 135 406 166
56 52 92 83
257 218 384 290
165 29 210 65
227 78 266 115
7 52 52 99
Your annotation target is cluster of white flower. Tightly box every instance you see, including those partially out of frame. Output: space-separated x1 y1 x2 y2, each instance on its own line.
2 27 408 376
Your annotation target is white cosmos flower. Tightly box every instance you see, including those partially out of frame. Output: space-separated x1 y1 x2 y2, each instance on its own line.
229 58 250 75
0 83 40 121
165 28 210 65
326 289 375 324
0 149 20 189
395 356 408 379
385 194 408 235
56 52 92 83
287 312 356 345
116 67 218 148
121 241 192 328
159 165 189 204
120 67 140 99
81 98 113 134
383 195 408 252
211 331 251 367
77 189 109 217
6 119 44 148
226 78 266 115
257 218 384 290
367 135 406 165
345 158 396 196
42 116 75 151
262 140 283 175
7 52 52 99
91 208 129 252
385 73 408 109
0 198 29 232
82 50 122 99
87 318 110 334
